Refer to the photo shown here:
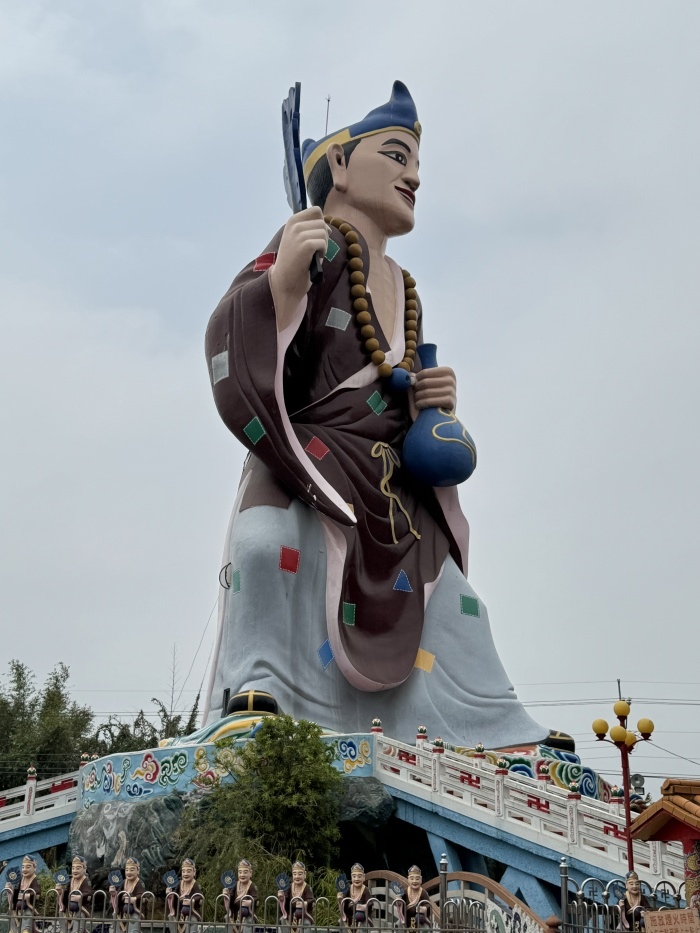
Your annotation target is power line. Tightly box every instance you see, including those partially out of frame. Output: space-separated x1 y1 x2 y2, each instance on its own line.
595 770 698 779
174 596 218 709
648 740 700 768
68 689 201 694
521 698 700 707
517 680 700 687
571 731 700 736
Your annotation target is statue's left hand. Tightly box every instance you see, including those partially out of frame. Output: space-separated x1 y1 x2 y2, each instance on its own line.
413 366 457 411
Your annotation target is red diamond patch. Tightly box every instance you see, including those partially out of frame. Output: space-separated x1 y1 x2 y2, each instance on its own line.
279 546 300 574
253 252 276 272
304 436 330 461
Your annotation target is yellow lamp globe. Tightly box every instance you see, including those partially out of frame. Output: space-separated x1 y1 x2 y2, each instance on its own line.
592 719 609 738
610 725 627 743
613 700 631 718
625 731 637 747
637 718 654 737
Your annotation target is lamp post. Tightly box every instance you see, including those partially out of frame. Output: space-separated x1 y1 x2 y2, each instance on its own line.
591 700 655 873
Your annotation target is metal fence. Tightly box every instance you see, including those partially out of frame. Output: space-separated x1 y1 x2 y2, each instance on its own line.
5 859 692 933
559 858 689 933
0 861 541 933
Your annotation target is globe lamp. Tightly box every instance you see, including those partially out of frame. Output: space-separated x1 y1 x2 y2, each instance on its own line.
637 718 654 739
592 719 609 739
609 725 627 744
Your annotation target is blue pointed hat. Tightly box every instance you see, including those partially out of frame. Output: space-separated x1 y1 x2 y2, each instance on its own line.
301 81 421 181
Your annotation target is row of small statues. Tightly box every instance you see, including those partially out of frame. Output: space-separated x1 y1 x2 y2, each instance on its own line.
2 855 435 929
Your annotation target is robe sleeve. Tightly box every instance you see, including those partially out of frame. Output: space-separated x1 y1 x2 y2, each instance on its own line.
205 229 355 526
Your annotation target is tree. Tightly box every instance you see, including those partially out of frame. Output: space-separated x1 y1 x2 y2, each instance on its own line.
176 716 343 900
224 715 342 865
0 661 93 790
0 659 201 788
90 694 200 756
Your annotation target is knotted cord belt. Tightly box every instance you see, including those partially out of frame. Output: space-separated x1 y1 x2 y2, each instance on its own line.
371 442 421 545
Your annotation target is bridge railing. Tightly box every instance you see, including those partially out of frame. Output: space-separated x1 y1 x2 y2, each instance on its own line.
374 734 685 884
0 771 80 829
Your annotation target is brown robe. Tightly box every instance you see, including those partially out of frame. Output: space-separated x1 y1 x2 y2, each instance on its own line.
205 224 460 688
9 879 41 914
339 885 373 927
224 882 258 921
398 887 432 926
115 881 145 919
59 877 92 916
282 883 315 923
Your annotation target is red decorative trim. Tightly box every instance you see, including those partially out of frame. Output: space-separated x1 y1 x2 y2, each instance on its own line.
603 821 627 840
254 252 276 272
459 772 481 788
527 796 551 814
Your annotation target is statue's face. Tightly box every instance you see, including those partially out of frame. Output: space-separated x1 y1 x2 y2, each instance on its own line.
181 862 195 882
238 864 252 883
627 877 640 895
292 867 305 884
338 131 420 237
21 858 35 877
351 869 365 886
72 859 86 880
125 861 139 880
408 871 422 890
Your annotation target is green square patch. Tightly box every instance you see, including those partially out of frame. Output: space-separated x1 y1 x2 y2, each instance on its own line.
367 391 387 415
243 416 266 445
342 602 356 626
325 239 340 262
460 594 480 617
231 569 241 594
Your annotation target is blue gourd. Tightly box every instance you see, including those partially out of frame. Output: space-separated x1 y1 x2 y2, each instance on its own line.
401 344 477 487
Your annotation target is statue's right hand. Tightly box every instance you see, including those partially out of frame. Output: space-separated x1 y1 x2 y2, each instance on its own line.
269 207 328 310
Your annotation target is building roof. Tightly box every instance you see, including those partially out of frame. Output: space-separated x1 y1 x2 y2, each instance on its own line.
630 778 700 841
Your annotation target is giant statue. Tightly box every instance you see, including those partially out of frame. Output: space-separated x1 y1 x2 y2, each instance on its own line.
202 81 567 751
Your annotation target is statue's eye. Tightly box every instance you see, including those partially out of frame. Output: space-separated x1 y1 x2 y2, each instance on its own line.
379 150 407 166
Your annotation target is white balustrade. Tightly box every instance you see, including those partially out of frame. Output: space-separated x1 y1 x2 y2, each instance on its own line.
0 772 80 832
373 735 683 885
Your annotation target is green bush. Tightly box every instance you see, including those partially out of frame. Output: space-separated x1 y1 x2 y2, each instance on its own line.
175 716 343 915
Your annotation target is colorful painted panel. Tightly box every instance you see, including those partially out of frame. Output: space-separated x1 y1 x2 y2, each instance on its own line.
81 733 373 807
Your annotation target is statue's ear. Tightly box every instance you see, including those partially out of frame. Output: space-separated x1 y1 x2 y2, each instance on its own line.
326 142 348 193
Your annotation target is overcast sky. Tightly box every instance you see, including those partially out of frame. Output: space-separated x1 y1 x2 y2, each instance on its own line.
1 1 698 796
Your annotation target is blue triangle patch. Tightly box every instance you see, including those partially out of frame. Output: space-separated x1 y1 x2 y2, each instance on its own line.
393 570 413 593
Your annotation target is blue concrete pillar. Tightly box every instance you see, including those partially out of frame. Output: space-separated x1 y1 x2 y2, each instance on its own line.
500 866 559 920
426 833 462 889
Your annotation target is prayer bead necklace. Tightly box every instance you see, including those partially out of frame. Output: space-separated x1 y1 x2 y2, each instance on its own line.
324 216 418 378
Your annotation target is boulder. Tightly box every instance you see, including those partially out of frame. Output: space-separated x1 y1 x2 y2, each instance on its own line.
339 776 395 828
68 793 185 882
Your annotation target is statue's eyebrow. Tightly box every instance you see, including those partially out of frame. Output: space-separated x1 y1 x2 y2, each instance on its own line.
379 138 412 153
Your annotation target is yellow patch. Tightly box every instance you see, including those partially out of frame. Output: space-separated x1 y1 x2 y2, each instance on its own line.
414 648 435 673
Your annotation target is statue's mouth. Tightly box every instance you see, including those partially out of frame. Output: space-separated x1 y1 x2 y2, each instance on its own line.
395 186 416 208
